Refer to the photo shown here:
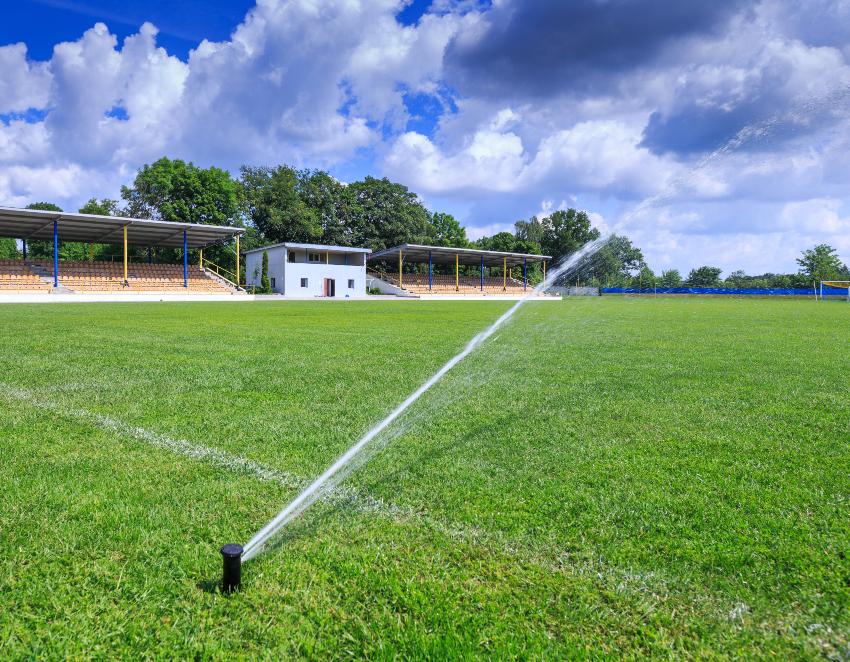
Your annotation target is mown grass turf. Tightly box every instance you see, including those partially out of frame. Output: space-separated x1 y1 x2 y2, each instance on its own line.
0 298 847 658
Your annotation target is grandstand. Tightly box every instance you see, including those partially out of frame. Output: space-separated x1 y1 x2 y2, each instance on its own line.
0 206 244 297
368 244 551 297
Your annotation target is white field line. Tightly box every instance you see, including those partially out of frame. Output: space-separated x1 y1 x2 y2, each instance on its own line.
0 383 401 517
5 383 835 639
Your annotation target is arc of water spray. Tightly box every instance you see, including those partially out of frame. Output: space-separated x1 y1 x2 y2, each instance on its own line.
240 236 611 562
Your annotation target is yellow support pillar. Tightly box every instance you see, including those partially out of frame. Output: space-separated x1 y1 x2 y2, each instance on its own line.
89 243 94 263
123 225 128 282
235 235 240 287
455 253 459 291
326 251 329 264
542 259 547 285
398 249 403 288
503 257 507 291
199 249 203 269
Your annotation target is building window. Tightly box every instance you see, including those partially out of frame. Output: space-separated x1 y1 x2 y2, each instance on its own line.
287 251 295 263
309 252 323 263
300 278 308 288
270 278 276 289
348 279 354 289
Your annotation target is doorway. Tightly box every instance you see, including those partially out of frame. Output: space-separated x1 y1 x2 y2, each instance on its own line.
323 278 336 297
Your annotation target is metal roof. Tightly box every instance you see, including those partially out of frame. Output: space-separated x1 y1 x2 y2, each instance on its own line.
0 206 244 250
369 244 550 267
242 241 371 255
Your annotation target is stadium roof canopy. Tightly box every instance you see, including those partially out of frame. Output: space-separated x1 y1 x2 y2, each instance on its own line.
0 206 243 249
369 244 550 267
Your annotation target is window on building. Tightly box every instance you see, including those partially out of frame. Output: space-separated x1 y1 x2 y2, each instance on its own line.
309 252 323 263
348 279 354 289
300 278 308 287
287 251 295 263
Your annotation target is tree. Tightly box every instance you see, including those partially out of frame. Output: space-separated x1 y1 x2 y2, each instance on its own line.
686 266 722 286
540 209 601 263
429 212 469 248
79 198 120 216
660 269 683 287
582 234 644 285
260 251 272 293
796 244 844 281
347 176 431 250
240 165 320 243
0 238 17 258
296 169 355 246
122 157 240 226
634 264 657 289
514 216 545 245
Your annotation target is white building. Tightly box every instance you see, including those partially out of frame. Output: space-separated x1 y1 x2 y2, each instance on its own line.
243 242 371 297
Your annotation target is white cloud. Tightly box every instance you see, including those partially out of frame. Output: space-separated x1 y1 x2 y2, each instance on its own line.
0 43 51 113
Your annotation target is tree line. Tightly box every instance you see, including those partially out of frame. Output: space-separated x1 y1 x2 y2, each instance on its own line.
1 156 845 288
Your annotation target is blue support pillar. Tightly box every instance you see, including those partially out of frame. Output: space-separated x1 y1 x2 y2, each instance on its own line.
480 255 484 291
183 230 188 288
523 257 527 291
22 239 27 260
428 250 433 290
147 247 153 264
53 221 59 287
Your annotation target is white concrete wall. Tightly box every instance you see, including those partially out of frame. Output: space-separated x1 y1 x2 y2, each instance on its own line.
246 247 367 297
245 246 286 293
283 259 366 297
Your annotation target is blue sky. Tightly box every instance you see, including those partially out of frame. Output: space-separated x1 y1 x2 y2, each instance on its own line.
1 0 849 273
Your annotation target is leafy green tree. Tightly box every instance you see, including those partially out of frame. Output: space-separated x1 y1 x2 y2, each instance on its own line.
260 251 272 293
347 176 431 250
540 209 600 263
686 266 723 286
0 238 18 258
582 234 644 285
429 212 469 247
240 165 320 243
633 264 657 289
514 216 546 245
796 244 844 281
122 157 240 226
660 269 683 287
724 269 747 288
79 198 120 216
296 169 355 246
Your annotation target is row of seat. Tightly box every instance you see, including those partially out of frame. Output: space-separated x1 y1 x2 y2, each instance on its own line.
0 260 51 291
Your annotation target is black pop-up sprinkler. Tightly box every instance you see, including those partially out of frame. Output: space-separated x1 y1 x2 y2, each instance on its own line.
220 544 243 593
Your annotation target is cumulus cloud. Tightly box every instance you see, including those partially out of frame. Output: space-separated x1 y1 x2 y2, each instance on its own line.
1 0 849 273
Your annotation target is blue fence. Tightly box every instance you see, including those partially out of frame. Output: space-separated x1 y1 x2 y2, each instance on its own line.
601 287 822 296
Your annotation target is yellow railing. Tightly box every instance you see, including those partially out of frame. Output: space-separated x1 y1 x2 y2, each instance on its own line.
202 260 238 287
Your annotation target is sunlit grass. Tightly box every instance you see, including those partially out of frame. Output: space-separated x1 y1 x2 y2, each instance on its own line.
0 298 847 658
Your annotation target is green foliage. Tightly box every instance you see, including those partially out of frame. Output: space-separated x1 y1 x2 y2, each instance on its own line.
540 209 600 263
429 213 469 248
122 157 240 226
796 244 846 281
514 216 546 245
660 269 683 287
24 202 63 259
79 198 120 216
240 165 321 243
0 238 19 258
260 251 272 294
686 265 723 286
26 202 63 212
347 176 431 250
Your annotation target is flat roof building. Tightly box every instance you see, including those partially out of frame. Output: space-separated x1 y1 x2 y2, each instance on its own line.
243 242 371 298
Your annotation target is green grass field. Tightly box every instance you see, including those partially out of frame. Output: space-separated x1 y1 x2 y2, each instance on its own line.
1 298 847 659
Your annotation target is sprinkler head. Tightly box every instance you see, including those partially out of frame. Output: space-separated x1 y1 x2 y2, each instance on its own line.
220 543 243 593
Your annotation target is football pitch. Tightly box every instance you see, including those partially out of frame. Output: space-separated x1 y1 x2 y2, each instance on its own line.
1 298 847 658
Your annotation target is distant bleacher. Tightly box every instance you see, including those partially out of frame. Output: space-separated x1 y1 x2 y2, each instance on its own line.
0 259 235 294
0 259 52 292
376 271 530 295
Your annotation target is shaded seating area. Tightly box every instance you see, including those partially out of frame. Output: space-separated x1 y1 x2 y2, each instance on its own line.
368 244 550 297
34 261 234 293
0 206 245 296
0 259 52 292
